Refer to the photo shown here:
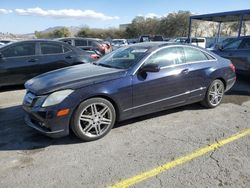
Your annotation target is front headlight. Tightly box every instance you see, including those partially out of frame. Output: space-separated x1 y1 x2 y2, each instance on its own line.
42 89 74 107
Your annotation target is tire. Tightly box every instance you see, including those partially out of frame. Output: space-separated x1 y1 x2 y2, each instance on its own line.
201 79 225 108
71 98 116 141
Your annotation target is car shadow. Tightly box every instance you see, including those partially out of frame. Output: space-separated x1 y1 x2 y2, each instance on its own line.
223 75 250 105
0 85 25 92
0 76 249 151
0 103 206 151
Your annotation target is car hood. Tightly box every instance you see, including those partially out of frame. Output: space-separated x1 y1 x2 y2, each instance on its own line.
25 63 127 95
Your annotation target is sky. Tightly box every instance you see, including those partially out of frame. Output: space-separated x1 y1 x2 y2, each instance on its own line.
0 0 250 34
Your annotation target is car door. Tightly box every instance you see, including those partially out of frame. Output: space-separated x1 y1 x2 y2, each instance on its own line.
131 46 189 116
216 38 250 73
230 38 250 74
0 42 40 86
38 42 74 74
183 46 216 101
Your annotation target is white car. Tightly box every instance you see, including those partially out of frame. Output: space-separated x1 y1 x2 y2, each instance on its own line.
112 39 128 50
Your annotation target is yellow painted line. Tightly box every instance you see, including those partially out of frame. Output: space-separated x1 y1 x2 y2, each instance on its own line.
108 128 250 188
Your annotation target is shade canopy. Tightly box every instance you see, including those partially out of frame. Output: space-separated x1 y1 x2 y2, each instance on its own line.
188 9 250 43
190 9 250 23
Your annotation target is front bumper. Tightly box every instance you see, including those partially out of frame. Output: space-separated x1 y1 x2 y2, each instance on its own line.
23 105 70 138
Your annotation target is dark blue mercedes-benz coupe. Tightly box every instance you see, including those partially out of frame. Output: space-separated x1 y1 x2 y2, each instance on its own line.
23 42 236 141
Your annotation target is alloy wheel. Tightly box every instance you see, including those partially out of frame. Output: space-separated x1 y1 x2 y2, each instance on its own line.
78 103 112 138
208 81 224 106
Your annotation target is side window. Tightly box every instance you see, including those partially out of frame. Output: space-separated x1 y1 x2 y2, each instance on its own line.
184 47 208 63
2 43 36 58
239 38 250 49
41 43 63 55
75 40 87 46
223 39 243 50
145 47 185 67
88 40 93 46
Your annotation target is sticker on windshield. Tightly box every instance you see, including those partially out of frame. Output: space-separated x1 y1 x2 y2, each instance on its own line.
131 49 148 53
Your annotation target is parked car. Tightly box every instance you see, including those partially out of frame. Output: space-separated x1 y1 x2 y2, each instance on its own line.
0 40 95 87
56 37 111 55
23 42 236 141
111 39 128 50
139 35 151 42
151 35 164 41
0 40 14 45
207 37 236 50
212 36 250 76
127 38 138 44
174 37 206 48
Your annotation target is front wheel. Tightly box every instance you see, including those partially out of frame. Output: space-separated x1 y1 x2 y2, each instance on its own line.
201 79 225 108
71 98 116 141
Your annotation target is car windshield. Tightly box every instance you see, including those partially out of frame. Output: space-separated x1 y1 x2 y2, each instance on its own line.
96 46 149 69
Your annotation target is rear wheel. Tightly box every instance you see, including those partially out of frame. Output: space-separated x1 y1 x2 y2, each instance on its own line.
71 98 116 141
201 79 225 108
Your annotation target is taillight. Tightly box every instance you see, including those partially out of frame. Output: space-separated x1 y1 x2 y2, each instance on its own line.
90 54 99 59
229 63 236 73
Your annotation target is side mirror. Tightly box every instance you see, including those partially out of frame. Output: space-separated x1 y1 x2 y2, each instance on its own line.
140 63 160 73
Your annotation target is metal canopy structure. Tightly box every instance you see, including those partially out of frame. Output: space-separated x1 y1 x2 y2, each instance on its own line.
188 9 250 43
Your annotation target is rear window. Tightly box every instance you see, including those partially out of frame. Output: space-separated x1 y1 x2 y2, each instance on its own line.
2 43 36 57
75 40 87 46
41 43 63 54
184 47 208 62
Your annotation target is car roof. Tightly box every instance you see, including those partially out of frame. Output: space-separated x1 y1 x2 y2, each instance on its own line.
56 37 103 41
7 39 65 43
0 39 72 49
128 42 177 48
128 42 212 52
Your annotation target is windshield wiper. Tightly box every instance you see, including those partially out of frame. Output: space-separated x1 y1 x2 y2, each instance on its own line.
98 63 115 68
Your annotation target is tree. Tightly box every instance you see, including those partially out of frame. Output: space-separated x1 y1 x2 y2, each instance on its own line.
52 27 70 38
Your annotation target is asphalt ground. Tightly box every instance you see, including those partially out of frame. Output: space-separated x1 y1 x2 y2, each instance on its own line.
0 76 249 188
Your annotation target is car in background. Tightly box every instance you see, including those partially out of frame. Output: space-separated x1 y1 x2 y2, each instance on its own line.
0 40 95 87
23 42 236 141
0 40 14 45
151 35 164 41
139 35 151 42
111 39 128 50
212 36 250 76
207 37 236 50
173 37 206 48
56 37 111 55
127 38 138 44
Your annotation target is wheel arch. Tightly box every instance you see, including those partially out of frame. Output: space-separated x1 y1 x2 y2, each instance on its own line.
214 77 227 89
71 93 121 123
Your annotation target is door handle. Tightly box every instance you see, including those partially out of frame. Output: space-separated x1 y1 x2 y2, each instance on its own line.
65 55 73 59
181 69 189 74
28 59 38 62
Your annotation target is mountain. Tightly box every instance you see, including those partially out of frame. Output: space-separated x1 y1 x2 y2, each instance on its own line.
38 26 82 36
